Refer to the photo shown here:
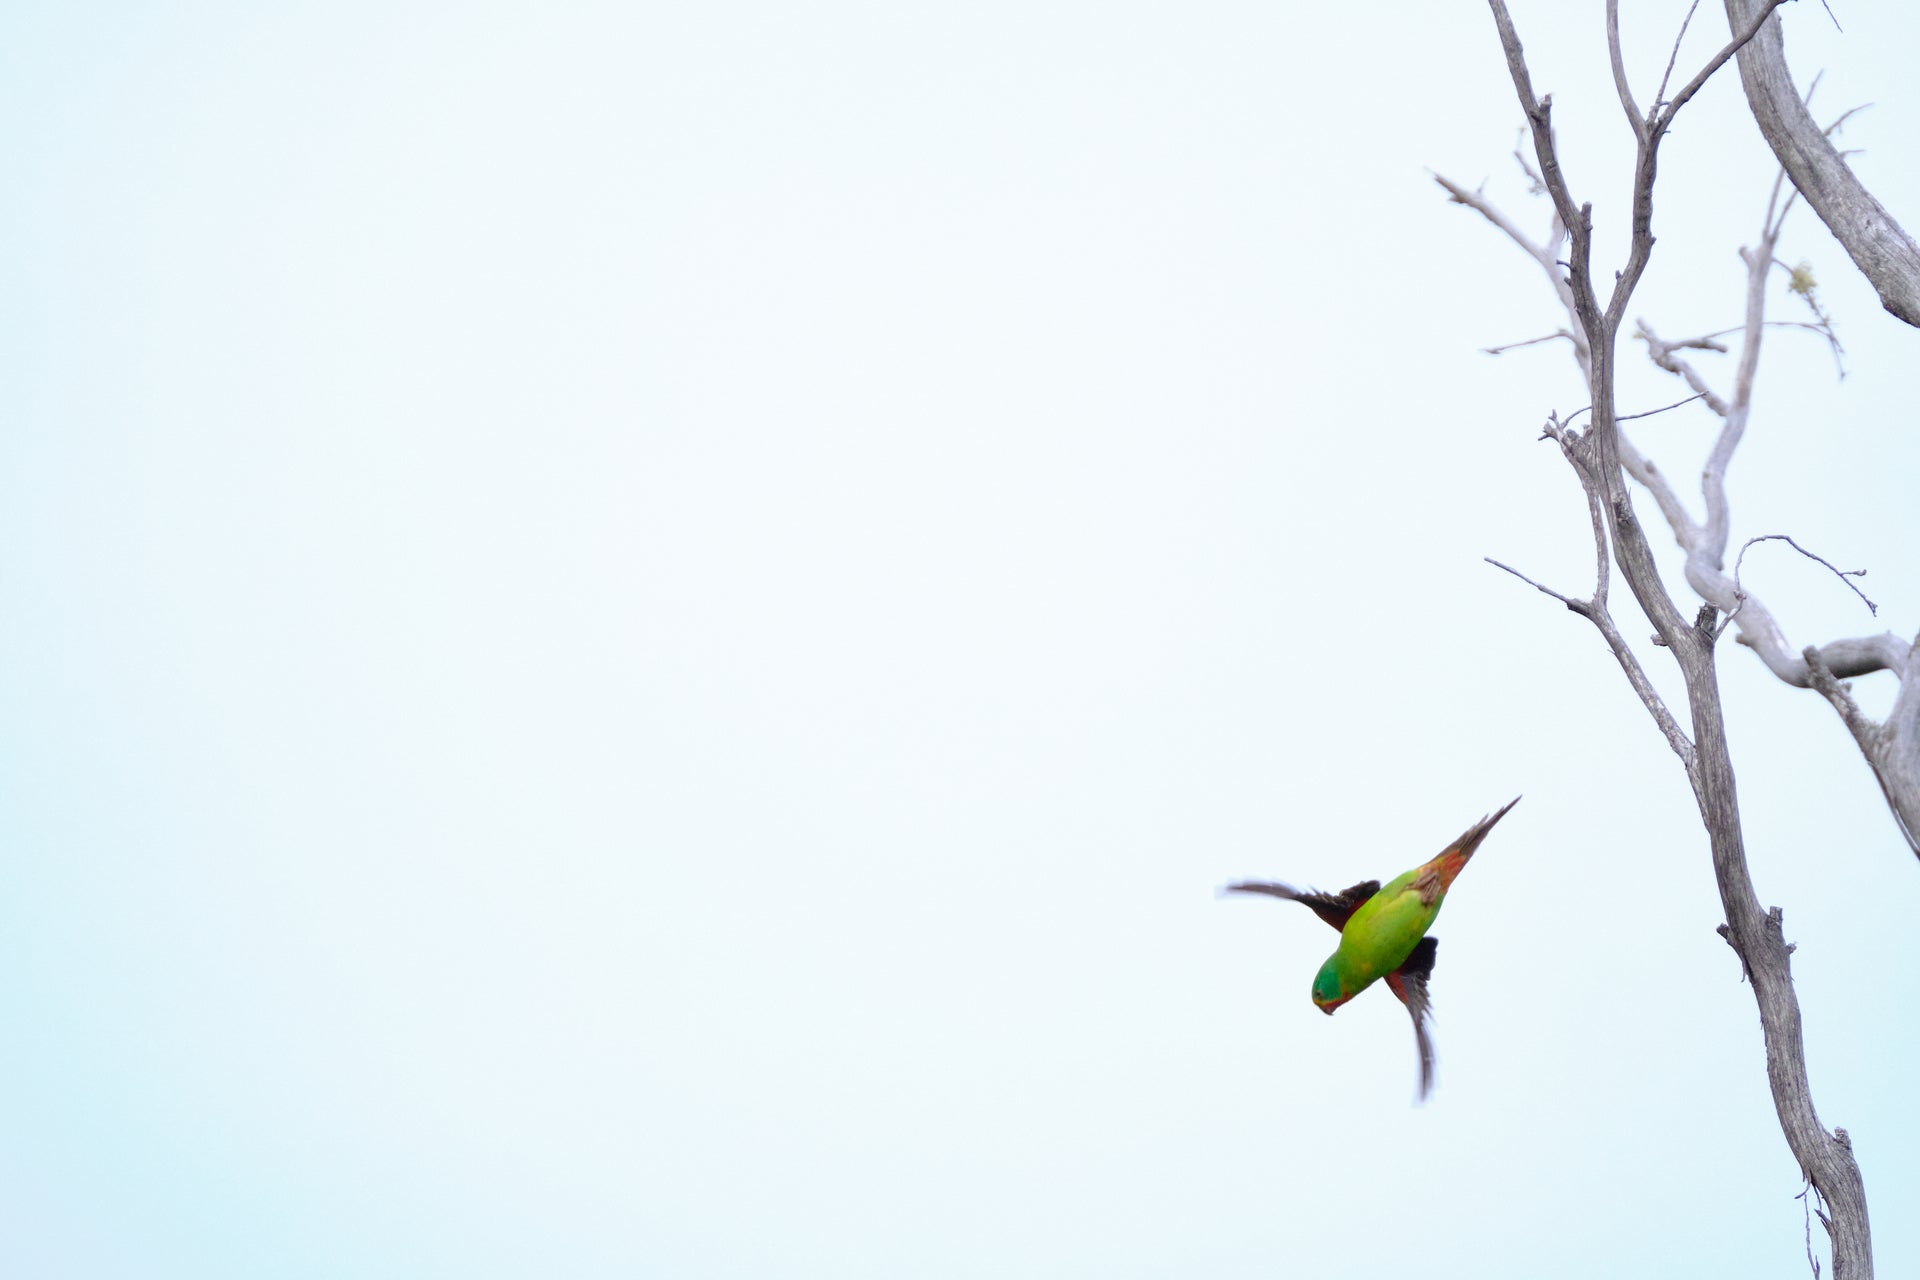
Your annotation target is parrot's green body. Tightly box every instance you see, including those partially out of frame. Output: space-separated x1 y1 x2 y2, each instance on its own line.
1227 797 1520 1098
1311 860 1459 1011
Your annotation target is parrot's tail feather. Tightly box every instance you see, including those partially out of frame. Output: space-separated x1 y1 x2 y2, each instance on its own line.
1431 795 1520 892
1386 953 1438 1103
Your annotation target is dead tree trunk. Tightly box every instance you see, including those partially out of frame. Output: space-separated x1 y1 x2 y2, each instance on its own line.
1468 3 1876 1272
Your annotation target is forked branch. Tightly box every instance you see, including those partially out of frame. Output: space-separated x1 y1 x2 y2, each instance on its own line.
1442 55 1920 858
1477 4 1876 1273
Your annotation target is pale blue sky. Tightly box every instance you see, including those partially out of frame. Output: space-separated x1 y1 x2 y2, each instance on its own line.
4 3 1918 1276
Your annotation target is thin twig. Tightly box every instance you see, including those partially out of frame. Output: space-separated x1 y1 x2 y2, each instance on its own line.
1482 331 1576 355
1434 168 1591 373
1563 390 1708 430
1694 322 1836 343
1512 133 1547 195
1487 415 1694 767
1638 322 1733 417
1654 0 1704 113
1823 104 1870 135
1656 0 1792 129
1797 1179 1824 1279
1486 558 1577 606
1772 258 1847 378
1619 392 1707 423
1734 534 1877 617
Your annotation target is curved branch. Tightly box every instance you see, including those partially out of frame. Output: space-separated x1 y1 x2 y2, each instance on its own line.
1482 6 1878 1273
1635 252 1920 857
1723 0 1920 326
1635 290 1913 693
1444 25 1920 862
1432 172 1592 377
1606 0 1647 134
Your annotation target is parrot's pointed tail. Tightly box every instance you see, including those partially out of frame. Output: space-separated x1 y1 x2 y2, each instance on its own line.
1430 795 1520 892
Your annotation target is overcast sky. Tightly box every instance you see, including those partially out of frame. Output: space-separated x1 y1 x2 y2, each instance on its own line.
4 2 1918 1276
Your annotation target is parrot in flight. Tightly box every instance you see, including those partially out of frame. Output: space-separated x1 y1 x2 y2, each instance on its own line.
1225 797 1519 1100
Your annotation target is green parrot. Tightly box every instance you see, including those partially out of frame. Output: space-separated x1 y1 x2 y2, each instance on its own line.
1225 797 1519 1099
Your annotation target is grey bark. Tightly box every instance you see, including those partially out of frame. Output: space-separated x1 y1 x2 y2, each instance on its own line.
1723 0 1920 327
1481 4 1875 1273
1443 7 1920 863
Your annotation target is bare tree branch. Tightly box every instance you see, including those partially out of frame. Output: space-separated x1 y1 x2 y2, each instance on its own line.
1606 0 1648 133
1774 258 1848 377
1549 392 1703 429
1479 4 1877 1272
1883 646 1920 852
1486 557 1575 606
1804 647 1886 757
1637 278 1913 692
1432 171 1592 376
1689 321 1838 344
1733 534 1877 618
1804 647 1920 859
1798 1179 1825 1280
1482 331 1576 356
1488 419 1697 769
1603 0 1790 341
1723 0 1920 326
1639 322 1734 415
1662 0 1790 125
1654 3 1705 113
1449 9 1920 863
1511 135 1549 197
1619 391 1706 423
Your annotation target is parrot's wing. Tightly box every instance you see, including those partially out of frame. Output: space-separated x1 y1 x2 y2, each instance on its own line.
1221 879 1381 932
1385 936 1439 1102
